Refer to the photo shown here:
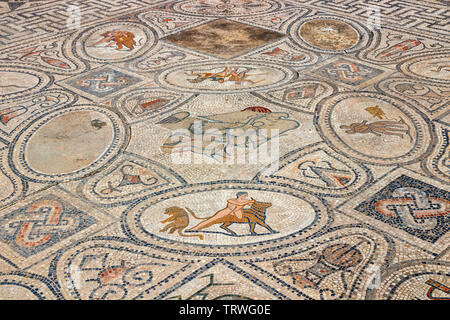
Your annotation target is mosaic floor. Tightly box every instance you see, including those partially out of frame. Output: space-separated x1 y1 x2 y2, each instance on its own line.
0 0 448 300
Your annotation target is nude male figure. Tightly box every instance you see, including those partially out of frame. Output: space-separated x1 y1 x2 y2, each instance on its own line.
186 192 255 232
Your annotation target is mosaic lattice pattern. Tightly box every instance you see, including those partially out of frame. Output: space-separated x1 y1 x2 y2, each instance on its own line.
0 0 448 300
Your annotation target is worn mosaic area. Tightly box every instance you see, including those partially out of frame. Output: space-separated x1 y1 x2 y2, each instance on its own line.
0 0 448 300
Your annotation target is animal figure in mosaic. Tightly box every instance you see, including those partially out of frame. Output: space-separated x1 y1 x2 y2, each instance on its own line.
157 107 299 160
340 118 412 141
160 206 206 240
185 67 265 85
187 200 276 236
90 30 136 50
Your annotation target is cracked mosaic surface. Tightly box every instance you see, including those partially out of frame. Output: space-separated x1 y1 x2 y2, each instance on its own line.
0 0 448 300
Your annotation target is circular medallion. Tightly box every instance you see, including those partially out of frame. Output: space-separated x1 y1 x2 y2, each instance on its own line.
398 52 450 85
122 183 329 256
74 22 157 63
10 105 129 182
316 92 432 165
290 16 369 53
300 19 359 50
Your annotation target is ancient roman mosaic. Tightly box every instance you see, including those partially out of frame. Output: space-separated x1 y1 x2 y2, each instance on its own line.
0 0 448 300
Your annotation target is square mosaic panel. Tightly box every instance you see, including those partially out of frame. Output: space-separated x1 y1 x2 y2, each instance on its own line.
0 194 96 258
58 66 145 101
305 56 394 89
355 175 449 243
163 19 285 59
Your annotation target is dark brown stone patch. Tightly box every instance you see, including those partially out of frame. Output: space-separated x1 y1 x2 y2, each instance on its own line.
163 19 285 59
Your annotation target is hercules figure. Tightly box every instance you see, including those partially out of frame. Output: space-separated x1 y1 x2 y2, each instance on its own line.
186 192 255 232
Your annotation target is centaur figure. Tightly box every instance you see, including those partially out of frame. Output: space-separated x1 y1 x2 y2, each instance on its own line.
186 192 277 236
